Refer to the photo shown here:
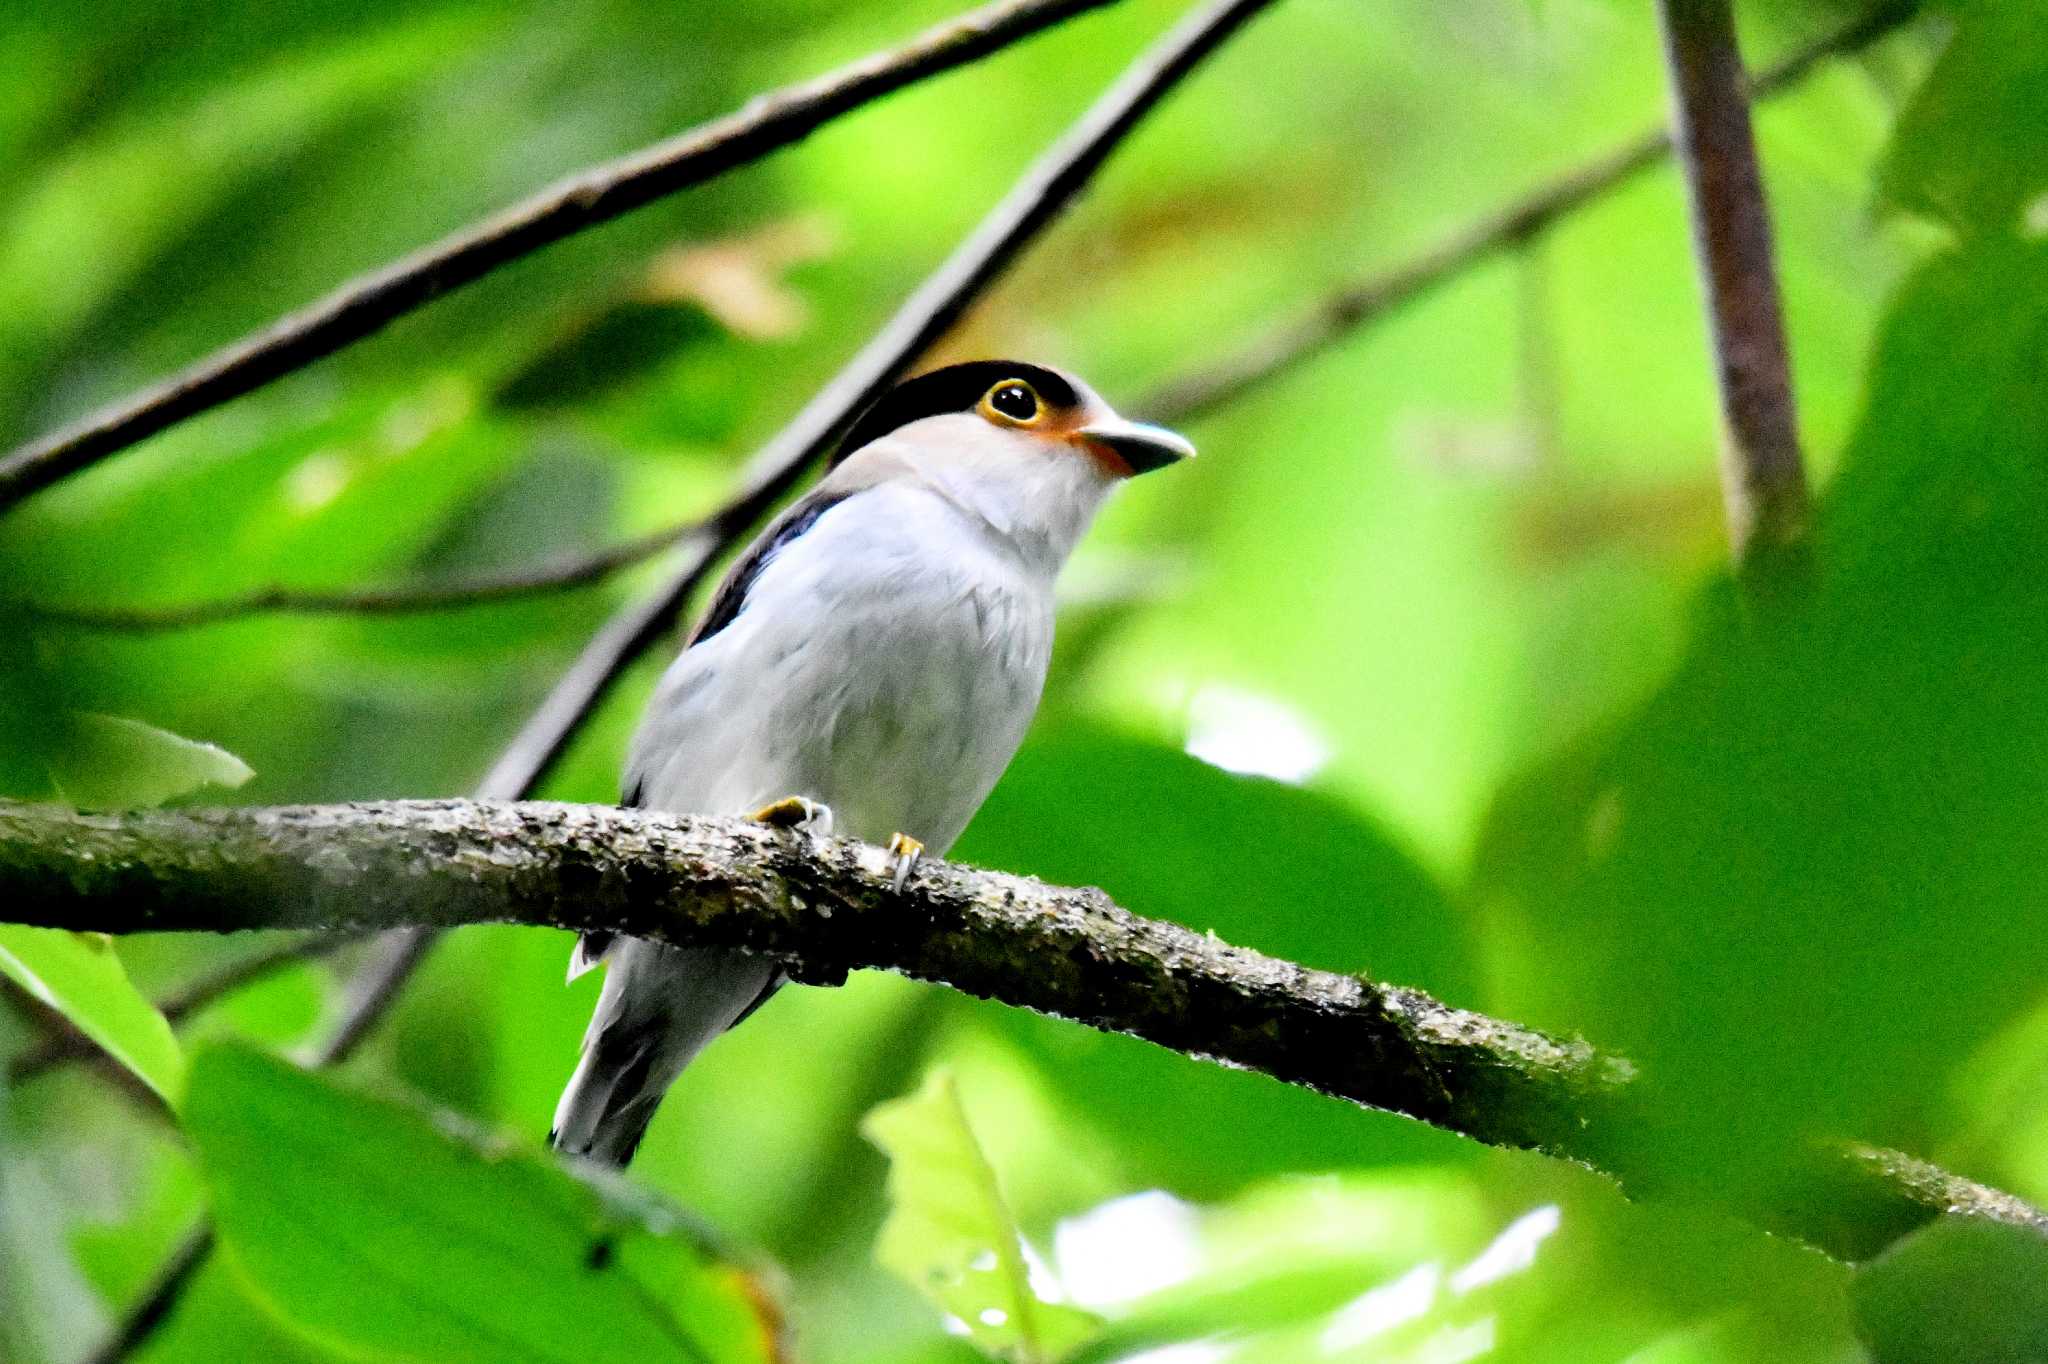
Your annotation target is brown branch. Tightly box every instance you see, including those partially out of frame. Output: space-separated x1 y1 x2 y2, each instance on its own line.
2 795 2040 1264
1654 0 1813 572
0 0 1130 515
14 3 1911 635
1142 0 1917 425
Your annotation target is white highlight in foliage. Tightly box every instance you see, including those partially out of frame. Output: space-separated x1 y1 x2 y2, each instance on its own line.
1449 1203 1559 1295
1183 684 1330 785
1319 1263 1442 1352
1118 1343 1234 1364
1053 1189 1203 1309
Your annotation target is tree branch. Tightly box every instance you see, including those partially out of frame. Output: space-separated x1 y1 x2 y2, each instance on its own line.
474 0 1281 808
2 796 2039 1264
1654 0 1812 573
1142 0 1914 425
65 4 1284 1352
14 528 687 631
0 0 1128 515
7 932 361 1084
11 1 1910 635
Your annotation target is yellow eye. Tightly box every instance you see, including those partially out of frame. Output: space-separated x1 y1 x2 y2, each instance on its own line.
981 380 1042 425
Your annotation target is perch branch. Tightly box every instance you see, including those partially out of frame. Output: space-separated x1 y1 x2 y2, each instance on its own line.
0 0 1128 514
2 795 2040 1265
1654 0 1812 571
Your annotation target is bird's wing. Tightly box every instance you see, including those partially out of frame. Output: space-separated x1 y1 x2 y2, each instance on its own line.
567 482 866 984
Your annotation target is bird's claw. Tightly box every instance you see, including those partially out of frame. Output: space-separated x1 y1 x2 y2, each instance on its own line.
885 832 924 893
750 796 834 837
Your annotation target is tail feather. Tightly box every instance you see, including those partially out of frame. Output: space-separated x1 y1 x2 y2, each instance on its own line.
549 939 782 1167
549 1029 663 1165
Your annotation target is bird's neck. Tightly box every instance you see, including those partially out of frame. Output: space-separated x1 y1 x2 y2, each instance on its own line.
915 457 1109 577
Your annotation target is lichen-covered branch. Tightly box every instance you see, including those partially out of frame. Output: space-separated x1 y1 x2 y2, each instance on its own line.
3 796 2039 1263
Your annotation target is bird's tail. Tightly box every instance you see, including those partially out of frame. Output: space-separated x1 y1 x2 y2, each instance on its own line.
549 939 780 1167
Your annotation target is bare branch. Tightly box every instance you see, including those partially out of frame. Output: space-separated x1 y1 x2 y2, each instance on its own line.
13 3 1911 636
2 795 2039 1263
475 0 1282 806
0 0 1128 514
1655 0 1813 571
15 528 686 631
1143 0 1916 425
8 932 361 1084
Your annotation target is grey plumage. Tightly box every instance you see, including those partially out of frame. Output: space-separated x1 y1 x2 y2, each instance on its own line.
548 362 1190 1165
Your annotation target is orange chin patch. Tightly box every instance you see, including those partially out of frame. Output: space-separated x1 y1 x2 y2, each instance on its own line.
1068 432 1136 478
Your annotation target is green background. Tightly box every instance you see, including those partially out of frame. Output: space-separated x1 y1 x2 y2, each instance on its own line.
3 0 2045 1360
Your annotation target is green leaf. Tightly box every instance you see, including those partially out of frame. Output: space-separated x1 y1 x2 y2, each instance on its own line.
953 731 1473 1193
1470 238 2048 1180
862 1070 1102 1364
45 712 253 809
184 1044 776 1364
1878 0 2048 238
0 926 186 1103
1854 1217 2048 1364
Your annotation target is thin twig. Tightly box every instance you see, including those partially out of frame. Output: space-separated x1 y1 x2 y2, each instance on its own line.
13 2 1912 634
1142 0 1916 424
478 0 1282 805
0 0 1130 515
1655 0 1812 571
7 931 362 1084
16 527 686 631
74 3 1280 1355
4 795 2041 1264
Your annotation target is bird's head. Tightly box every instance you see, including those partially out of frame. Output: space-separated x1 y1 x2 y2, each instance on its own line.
830 360 1193 564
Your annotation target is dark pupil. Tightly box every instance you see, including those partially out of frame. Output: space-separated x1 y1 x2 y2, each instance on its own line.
991 384 1037 420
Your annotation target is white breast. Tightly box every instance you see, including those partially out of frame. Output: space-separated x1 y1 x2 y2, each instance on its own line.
626 481 1054 852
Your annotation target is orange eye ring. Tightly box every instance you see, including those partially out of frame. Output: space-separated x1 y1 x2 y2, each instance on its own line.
979 380 1044 427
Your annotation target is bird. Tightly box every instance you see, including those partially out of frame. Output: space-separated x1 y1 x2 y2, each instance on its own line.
548 360 1194 1165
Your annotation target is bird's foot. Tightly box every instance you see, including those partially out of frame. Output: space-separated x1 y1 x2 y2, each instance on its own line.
751 796 835 838
884 832 925 893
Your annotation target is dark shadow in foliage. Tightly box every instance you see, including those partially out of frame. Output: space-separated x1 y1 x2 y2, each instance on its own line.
951 728 1477 1195
494 303 722 413
1854 1217 2048 1363
1471 238 2048 1201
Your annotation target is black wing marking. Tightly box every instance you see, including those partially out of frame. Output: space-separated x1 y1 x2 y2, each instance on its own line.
688 487 854 646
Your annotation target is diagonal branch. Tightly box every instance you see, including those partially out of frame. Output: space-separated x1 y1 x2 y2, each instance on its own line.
0 0 1128 515
64 3 1284 1354
2 795 2040 1265
12 1 1912 635
475 0 1282 808
7 932 362 1085
1144 0 1915 424
1654 0 1812 573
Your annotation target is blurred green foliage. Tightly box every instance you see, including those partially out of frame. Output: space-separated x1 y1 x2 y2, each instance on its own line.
185 1045 776 1363
2 0 2046 1360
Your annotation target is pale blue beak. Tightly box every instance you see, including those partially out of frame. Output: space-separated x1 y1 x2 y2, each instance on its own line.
1075 417 1196 476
